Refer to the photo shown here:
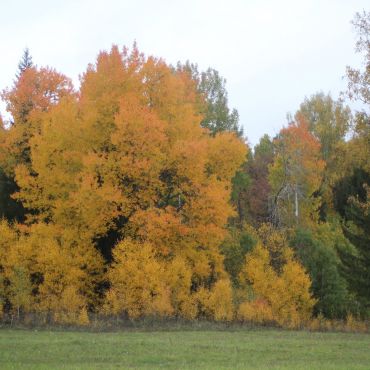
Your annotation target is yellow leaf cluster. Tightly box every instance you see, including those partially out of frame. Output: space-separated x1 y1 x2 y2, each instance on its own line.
239 241 315 328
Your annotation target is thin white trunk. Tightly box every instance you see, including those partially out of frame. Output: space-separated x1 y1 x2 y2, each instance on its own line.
295 186 299 221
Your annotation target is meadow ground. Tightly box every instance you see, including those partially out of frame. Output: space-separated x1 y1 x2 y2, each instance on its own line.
0 327 369 369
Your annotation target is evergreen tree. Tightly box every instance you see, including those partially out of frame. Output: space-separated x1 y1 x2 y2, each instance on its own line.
291 229 351 319
16 48 33 78
341 186 370 312
334 170 370 313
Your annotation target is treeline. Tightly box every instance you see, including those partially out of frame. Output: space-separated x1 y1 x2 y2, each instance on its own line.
0 12 369 328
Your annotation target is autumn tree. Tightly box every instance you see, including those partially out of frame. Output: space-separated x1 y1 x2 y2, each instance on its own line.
0 55 74 224
238 240 315 328
10 45 247 320
0 221 21 318
176 62 249 233
1 64 74 169
105 239 173 318
268 116 325 227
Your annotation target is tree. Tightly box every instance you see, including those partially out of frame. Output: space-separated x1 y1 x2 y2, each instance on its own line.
230 166 251 224
331 9 370 315
291 228 352 319
239 242 315 327
177 62 243 136
0 63 74 226
10 45 247 319
0 53 73 222
346 10 370 106
268 115 325 227
0 220 103 323
334 172 370 312
198 68 242 136
296 93 352 219
343 185 370 311
248 135 274 225
0 117 24 222
105 239 173 318
0 167 24 222
221 226 256 285
1 60 74 172
176 62 247 232
0 220 19 317
297 93 351 161
7 266 33 320
16 48 33 78
2 66 74 128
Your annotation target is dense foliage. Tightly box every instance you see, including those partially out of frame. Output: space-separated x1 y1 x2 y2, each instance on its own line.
0 11 369 327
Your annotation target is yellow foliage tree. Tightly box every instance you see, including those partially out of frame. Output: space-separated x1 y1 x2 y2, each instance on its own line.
207 279 234 321
164 256 197 320
0 221 103 324
106 239 173 318
239 243 315 328
0 220 34 319
2 45 247 321
238 299 274 324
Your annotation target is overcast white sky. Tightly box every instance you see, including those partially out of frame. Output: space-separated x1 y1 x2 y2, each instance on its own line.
0 0 368 145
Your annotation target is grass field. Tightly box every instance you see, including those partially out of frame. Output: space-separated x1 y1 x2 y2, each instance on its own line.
0 328 369 369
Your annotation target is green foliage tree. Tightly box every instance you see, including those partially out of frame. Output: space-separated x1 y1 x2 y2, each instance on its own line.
297 93 351 161
221 226 256 285
248 135 274 225
230 160 251 225
334 172 370 312
177 62 243 136
291 228 351 318
331 10 370 315
198 68 242 136
296 93 352 220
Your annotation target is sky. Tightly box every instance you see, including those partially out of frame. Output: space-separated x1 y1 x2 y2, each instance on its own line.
0 0 368 146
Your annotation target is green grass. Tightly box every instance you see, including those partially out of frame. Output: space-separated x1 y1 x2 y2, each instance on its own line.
0 328 369 369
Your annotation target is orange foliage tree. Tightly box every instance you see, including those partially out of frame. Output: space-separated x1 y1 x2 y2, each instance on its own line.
269 115 325 227
0 66 74 174
3 45 247 320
